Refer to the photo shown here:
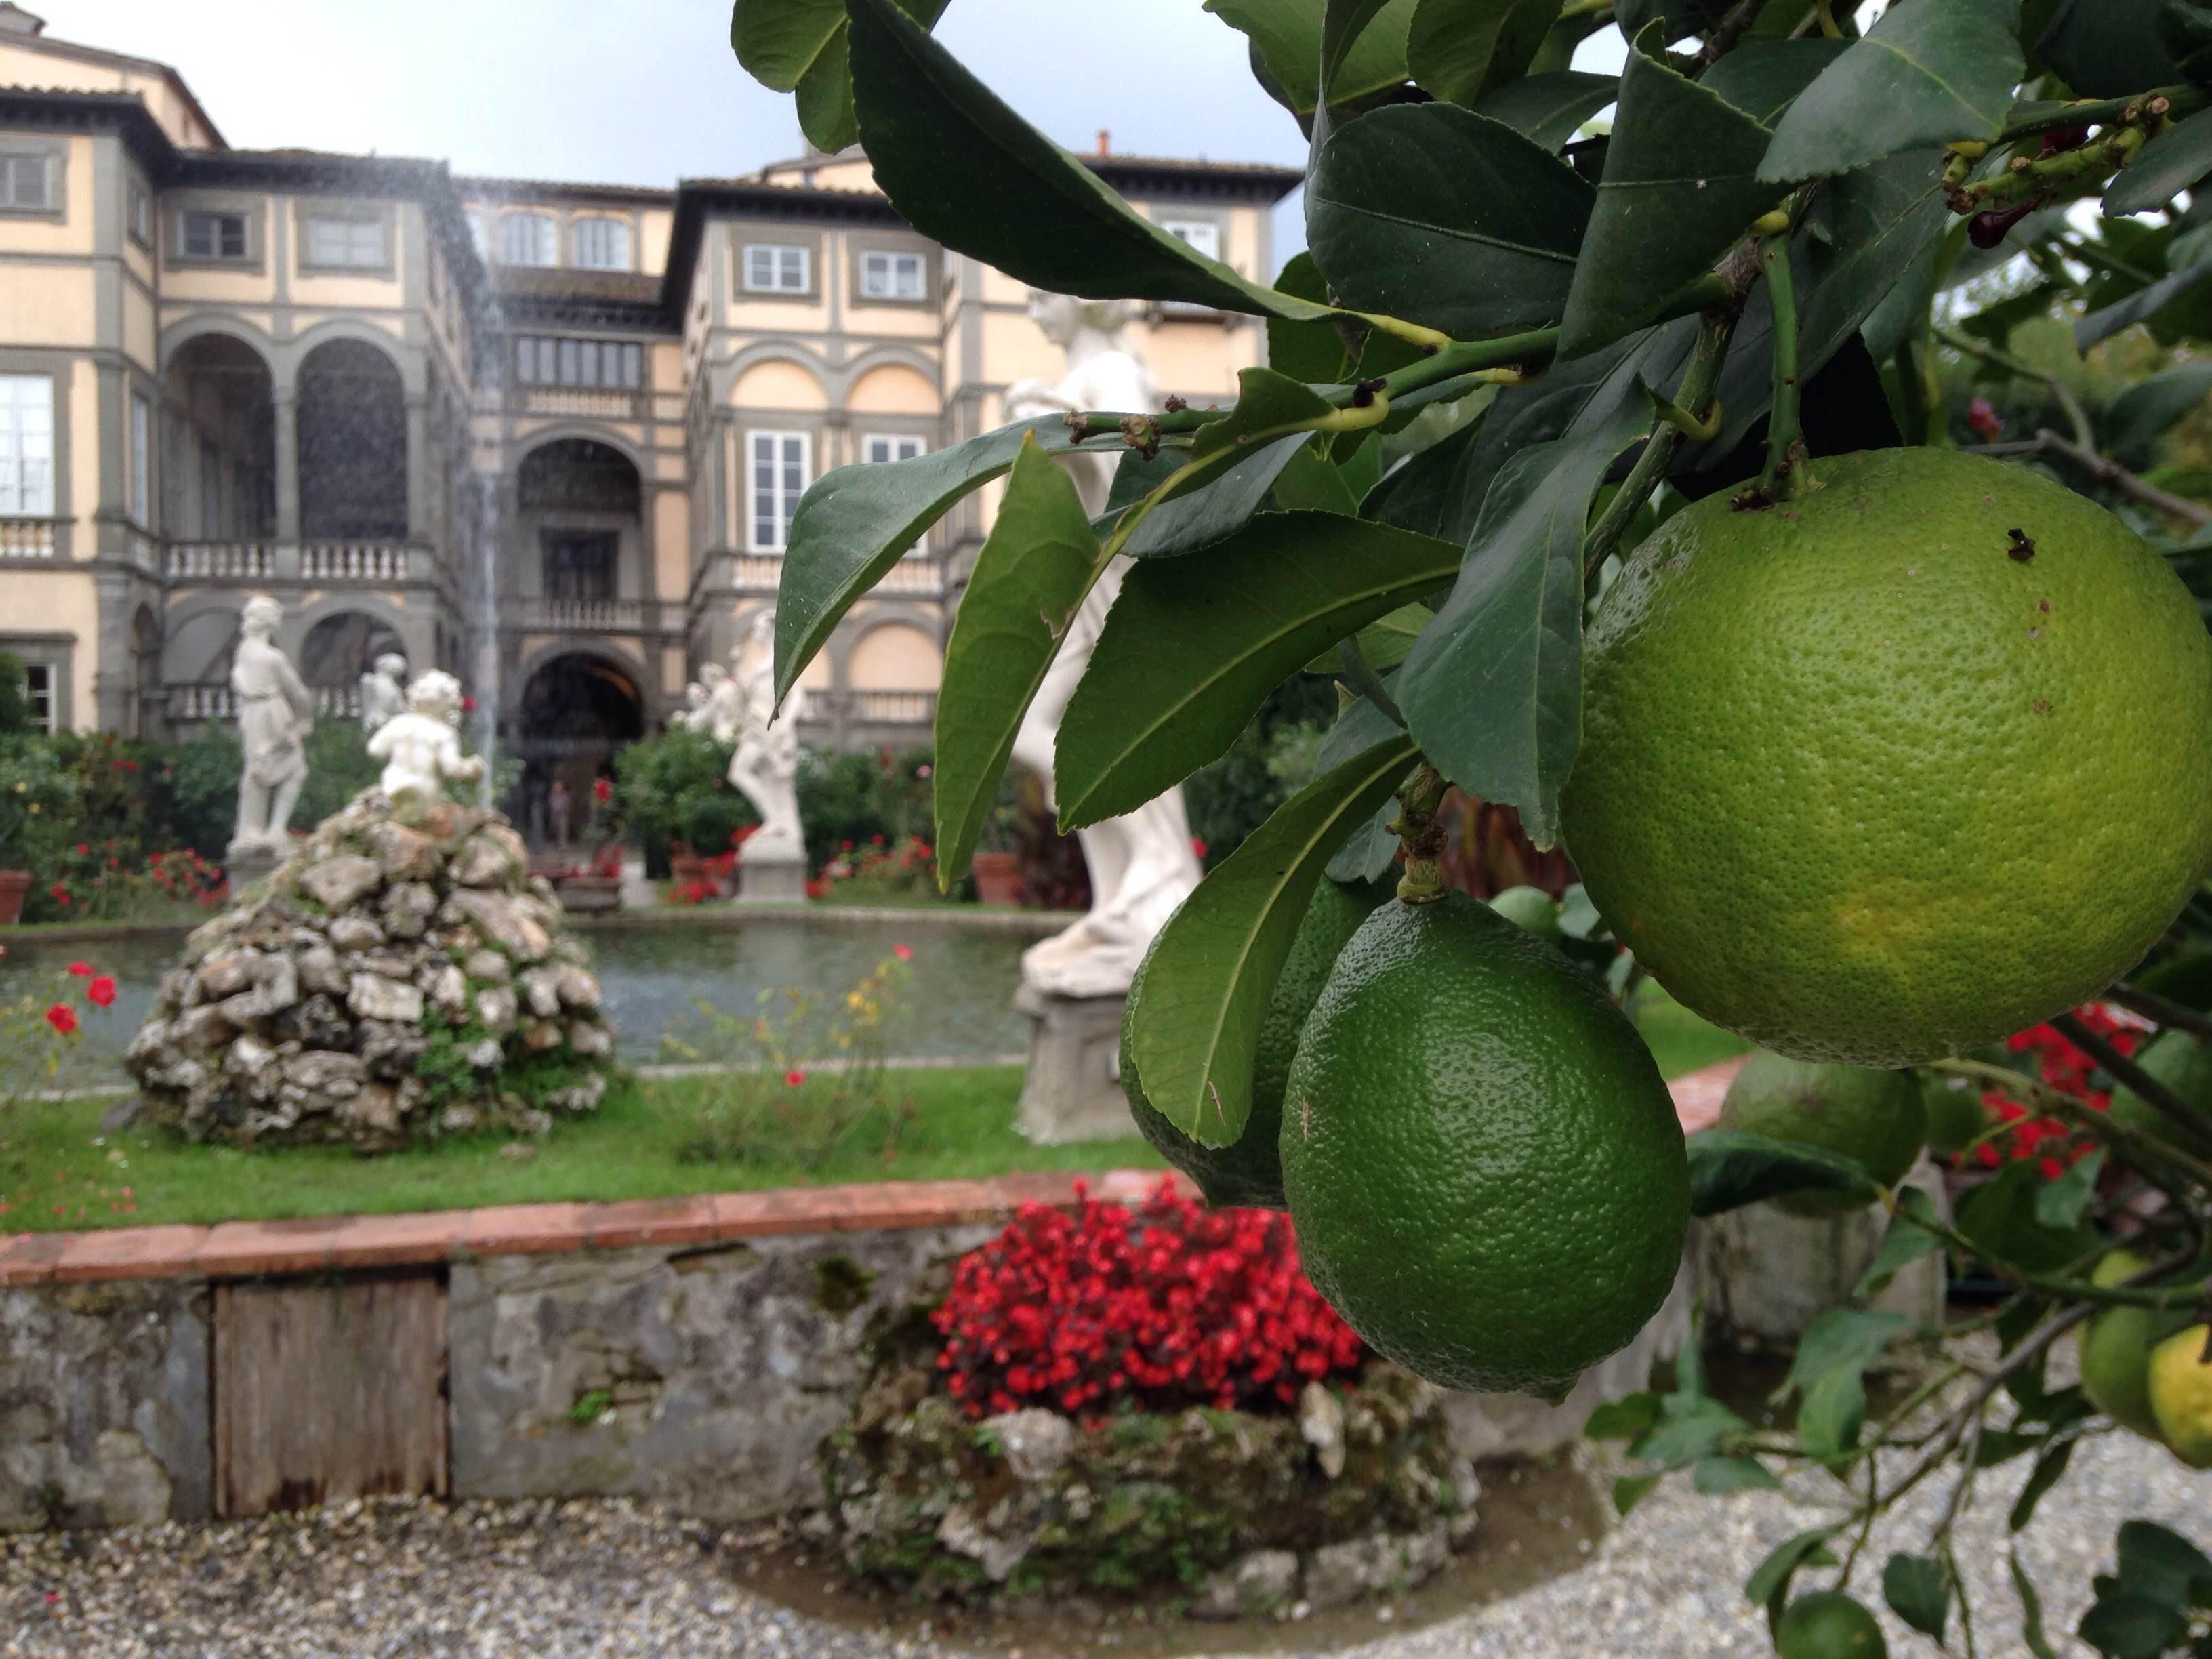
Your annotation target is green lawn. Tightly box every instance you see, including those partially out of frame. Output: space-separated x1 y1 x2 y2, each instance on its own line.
0 996 1746 1234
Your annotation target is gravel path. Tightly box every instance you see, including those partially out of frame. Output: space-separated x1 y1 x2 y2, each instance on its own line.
5 1431 2207 1656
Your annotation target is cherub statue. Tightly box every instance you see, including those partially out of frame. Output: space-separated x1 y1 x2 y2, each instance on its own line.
366 670 485 808
359 652 408 733
229 595 315 856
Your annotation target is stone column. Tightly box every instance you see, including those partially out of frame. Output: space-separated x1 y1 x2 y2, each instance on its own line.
272 389 301 577
404 394 430 546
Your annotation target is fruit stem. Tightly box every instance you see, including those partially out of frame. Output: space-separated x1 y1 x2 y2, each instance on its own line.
1389 763 1450 905
1749 230 1818 505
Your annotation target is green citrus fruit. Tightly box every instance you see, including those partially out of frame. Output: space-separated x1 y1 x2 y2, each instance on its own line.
1279 893 1687 1397
2148 1322 2212 1469
2108 1030 2212 1155
1488 884 1563 941
1776 1591 1889 1658
1561 449 2212 1067
1120 877 1386 1210
2079 1250 2198 1441
1917 1071 1988 1157
1717 1050 1927 1216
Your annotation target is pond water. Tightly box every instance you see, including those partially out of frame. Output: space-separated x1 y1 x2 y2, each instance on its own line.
1 918 1034 1081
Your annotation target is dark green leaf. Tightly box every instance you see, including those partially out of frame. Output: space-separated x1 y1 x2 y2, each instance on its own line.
2080 1591 2190 1658
1584 1392 1663 1440
1309 102 1595 337
1122 436 1312 558
1961 280 2064 346
2014 1553 2062 1659
846 0 1338 320
1629 1393 1750 1467
1796 1366 1866 1458
1408 0 1565 106
2035 1147 2106 1230
1698 38 1851 125
931 436 1104 886
2010 1434 2077 1532
2037 0 2185 98
1856 1186 1948 1296
1883 1552 1951 1642
1974 1427 2044 1467
1685 1130 1879 1218
731 0 846 89
1788 1309 1910 1393
1695 1455 1782 1494
1317 696 1408 882
1613 1471 1664 1516
1744 1527 1845 1610
776 415 1101 701
1273 442 1366 516
1105 447 1186 517
1759 0 2024 183
2105 364 2212 457
1057 514 1458 827
2110 110 2212 213
1207 0 1419 114
2078 262 2212 350
1559 27 1789 360
793 43 861 152
1957 1162 2102 1273
1323 0 1406 92
1472 70 1620 150
1189 368 1340 466
1396 389 1648 846
1305 602 1432 673
1267 253 1355 386
2116 1521 2212 1610
1129 732 1420 1146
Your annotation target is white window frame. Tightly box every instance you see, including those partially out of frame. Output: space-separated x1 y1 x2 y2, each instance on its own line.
0 153 51 213
126 182 152 247
1161 218 1222 260
862 434 925 465
743 243 810 294
859 250 926 301
129 392 152 526
20 660 55 735
499 211 558 268
178 210 249 261
747 430 811 552
302 215 385 269
571 216 632 271
465 209 489 258
0 374 54 518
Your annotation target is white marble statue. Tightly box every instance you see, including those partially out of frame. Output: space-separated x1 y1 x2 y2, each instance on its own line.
678 680 712 732
1002 291 1204 1000
228 595 315 857
359 653 408 733
726 610 807 863
699 661 742 741
367 670 485 808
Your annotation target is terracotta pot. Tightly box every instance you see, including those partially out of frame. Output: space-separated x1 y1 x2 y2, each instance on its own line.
970 851 1025 907
0 869 28 925
559 874 623 914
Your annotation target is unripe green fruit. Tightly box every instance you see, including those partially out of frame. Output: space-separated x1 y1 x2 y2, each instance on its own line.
1717 1050 1927 1216
1487 884 1562 941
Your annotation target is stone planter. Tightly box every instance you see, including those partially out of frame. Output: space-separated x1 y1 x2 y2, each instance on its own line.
970 851 1024 906
558 875 623 914
0 869 28 925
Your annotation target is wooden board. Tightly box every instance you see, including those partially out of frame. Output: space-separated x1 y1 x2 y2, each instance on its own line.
213 1273 448 1518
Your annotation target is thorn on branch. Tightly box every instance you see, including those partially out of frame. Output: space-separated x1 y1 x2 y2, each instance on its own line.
1118 413 1162 460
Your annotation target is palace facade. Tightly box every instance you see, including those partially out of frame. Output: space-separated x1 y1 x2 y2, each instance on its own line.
0 3 1297 796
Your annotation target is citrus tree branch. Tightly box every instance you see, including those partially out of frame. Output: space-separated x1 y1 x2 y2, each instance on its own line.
1966 432 2212 529
1999 86 2207 143
2110 981 2212 1042
2052 1010 2212 1149
1934 323 2095 450
1931 1056 2212 1198
1584 308 1740 577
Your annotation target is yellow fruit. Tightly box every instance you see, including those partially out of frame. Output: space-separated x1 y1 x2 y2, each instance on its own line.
2079 1251 2193 1441
2148 1323 2212 1469
1561 449 2212 1067
1279 893 1687 1397
1717 1049 1925 1216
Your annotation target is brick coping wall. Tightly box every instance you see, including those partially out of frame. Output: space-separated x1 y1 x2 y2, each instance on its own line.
0 1058 1747 1290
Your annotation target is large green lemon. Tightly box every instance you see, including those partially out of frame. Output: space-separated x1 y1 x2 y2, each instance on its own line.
1717 1050 1927 1215
1120 876 1386 1210
1279 893 1687 1397
1562 449 2212 1067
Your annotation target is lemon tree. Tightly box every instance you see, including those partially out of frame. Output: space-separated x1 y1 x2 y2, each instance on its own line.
727 0 2212 1648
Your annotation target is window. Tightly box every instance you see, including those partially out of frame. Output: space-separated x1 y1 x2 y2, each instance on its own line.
743 243 809 294
198 440 222 538
499 211 557 266
1162 218 1221 260
466 209 489 257
20 661 54 734
129 392 152 525
513 335 642 388
0 154 49 213
542 531 616 601
0 375 54 516
178 211 248 260
303 215 384 269
859 250 925 301
748 430 810 550
863 434 924 465
127 182 151 246
572 216 631 270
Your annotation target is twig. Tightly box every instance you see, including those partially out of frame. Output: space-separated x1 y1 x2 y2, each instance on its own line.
1750 230 1814 501
1883 1302 2096 1511
2111 981 2212 1042
1692 0 1775 67
1964 433 2212 528
1934 324 2095 451
1584 308 1741 577
2053 1010 2212 1151
2000 85 2209 143
1931 1411 1984 1548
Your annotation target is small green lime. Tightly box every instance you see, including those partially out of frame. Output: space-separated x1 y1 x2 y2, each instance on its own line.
1776 1591 1888 1658
1717 1050 1927 1216
1917 1071 1988 1157
1120 877 1386 1210
2079 1250 2197 1440
1488 884 1562 941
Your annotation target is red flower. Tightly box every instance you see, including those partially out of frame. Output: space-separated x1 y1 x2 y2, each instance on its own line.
86 975 117 1008
43 1003 77 1036
893 943 914 961
64 962 92 977
1967 396 2003 440
73 843 88 857
1191 836 1209 859
785 1069 806 1087
593 777 612 804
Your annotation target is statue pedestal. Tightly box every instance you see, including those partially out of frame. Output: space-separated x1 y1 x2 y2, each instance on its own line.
735 852 808 905
224 838 282 897
617 853 657 911
1012 983 1132 1144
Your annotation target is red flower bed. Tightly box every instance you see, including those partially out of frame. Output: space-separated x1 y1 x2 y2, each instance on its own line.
933 1178 1364 1422
1971 1003 2146 1179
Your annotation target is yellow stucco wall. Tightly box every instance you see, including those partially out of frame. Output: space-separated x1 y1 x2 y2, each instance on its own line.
732 359 828 411
846 621 941 689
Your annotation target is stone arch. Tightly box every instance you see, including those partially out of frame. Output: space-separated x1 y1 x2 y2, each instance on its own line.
846 362 939 415
731 356 830 412
159 315 280 380
281 319 422 396
512 644 649 843
823 600 943 682
844 619 943 690
840 342 939 390
159 594 246 687
511 423 651 480
297 336 408 539
162 331 276 539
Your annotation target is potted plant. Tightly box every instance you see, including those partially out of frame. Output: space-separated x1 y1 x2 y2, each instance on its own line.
970 802 1025 906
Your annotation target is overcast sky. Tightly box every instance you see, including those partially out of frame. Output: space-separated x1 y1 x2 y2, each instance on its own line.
60 1 1628 266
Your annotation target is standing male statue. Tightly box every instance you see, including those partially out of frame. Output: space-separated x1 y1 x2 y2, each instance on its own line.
228 596 315 859
726 609 808 864
359 652 408 733
1002 292 1204 1000
698 661 741 741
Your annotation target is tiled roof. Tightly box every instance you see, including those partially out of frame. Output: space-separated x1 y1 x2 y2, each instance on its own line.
457 174 676 206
